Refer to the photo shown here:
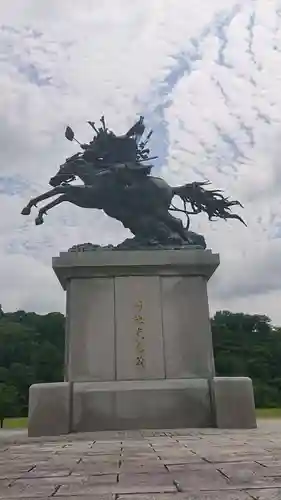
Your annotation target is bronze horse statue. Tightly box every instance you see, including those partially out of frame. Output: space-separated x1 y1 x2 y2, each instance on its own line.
21 116 246 249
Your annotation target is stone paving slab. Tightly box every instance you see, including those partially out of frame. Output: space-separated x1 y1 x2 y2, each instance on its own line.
0 420 281 498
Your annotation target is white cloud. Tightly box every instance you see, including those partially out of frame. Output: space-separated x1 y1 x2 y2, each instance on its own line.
1 0 281 324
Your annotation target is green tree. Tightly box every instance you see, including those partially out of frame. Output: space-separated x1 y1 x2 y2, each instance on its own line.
0 384 19 427
0 311 64 416
212 311 281 407
0 367 8 383
1 306 281 415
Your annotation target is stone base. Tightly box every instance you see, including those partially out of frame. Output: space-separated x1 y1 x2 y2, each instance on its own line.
28 377 257 437
212 377 257 429
72 379 213 432
54 249 220 383
28 382 71 437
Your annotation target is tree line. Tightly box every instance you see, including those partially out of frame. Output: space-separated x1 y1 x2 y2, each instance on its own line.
0 307 281 425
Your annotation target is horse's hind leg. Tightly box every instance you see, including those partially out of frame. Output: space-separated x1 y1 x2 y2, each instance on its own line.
21 187 66 215
164 211 190 238
35 195 67 225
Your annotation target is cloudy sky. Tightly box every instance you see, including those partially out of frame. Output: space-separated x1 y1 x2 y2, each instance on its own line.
1 0 281 324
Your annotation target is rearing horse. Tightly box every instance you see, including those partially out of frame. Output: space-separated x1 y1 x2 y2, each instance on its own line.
21 155 245 244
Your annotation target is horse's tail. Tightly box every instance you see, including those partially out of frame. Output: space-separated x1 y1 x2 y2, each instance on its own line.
172 183 202 212
172 182 247 226
219 212 247 226
170 183 200 229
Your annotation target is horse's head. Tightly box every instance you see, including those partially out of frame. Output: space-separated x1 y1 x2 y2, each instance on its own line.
49 155 79 187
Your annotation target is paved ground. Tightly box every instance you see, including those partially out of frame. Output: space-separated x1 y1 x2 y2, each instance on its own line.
1 421 281 499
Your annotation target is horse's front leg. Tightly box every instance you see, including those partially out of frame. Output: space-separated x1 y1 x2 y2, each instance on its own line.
35 195 67 225
21 186 67 215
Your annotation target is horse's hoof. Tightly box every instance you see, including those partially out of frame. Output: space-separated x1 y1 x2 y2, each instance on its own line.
35 217 43 226
21 206 31 215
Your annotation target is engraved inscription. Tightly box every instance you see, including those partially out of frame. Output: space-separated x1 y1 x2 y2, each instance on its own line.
133 299 145 367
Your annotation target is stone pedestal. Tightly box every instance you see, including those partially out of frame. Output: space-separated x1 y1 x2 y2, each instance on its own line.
28 249 257 437
211 377 257 429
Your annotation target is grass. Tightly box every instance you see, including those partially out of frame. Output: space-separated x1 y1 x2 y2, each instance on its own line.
2 417 28 429
1 409 281 430
255 408 281 419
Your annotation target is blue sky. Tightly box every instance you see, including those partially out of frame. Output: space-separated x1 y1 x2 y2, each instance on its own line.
1 0 281 323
